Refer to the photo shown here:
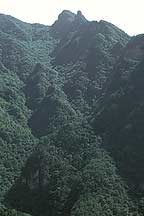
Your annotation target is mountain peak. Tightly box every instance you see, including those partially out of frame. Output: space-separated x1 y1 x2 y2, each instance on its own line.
58 10 75 22
57 10 87 24
77 10 83 16
75 10 87 23
51 10 87 38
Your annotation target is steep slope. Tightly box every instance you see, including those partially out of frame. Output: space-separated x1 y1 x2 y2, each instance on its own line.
7 122 138 216
0 61 37 203
28 85 78 137
49 11 130 115
0 14 32 41
52 19 129 66
50 10 88 38
93 34 144 210
24 63 58 110
0 10 142 216
0 14 57 81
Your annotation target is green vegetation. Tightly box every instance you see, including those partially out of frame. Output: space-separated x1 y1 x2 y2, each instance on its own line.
0 10 143 216
0 207 31 216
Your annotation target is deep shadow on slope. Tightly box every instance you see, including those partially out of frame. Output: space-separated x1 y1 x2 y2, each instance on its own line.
92 35 144 203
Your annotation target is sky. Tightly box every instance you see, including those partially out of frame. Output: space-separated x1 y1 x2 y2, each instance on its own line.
0 0 144 36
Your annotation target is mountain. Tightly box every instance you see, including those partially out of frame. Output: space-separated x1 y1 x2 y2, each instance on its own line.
93 34 144 196
50 10 88 38
0 10 144 216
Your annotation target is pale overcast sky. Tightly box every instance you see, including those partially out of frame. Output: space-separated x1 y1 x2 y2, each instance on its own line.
0 0 144 36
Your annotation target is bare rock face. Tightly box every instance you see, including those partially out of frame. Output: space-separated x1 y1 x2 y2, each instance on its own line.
50 10 75 38
58 10 75 23
50 10 88 38
75 10 87 23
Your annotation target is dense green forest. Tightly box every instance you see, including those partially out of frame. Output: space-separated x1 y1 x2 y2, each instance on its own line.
0 10 144 215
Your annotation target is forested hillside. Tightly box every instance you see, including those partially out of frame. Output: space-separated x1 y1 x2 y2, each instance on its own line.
0 10 144 216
